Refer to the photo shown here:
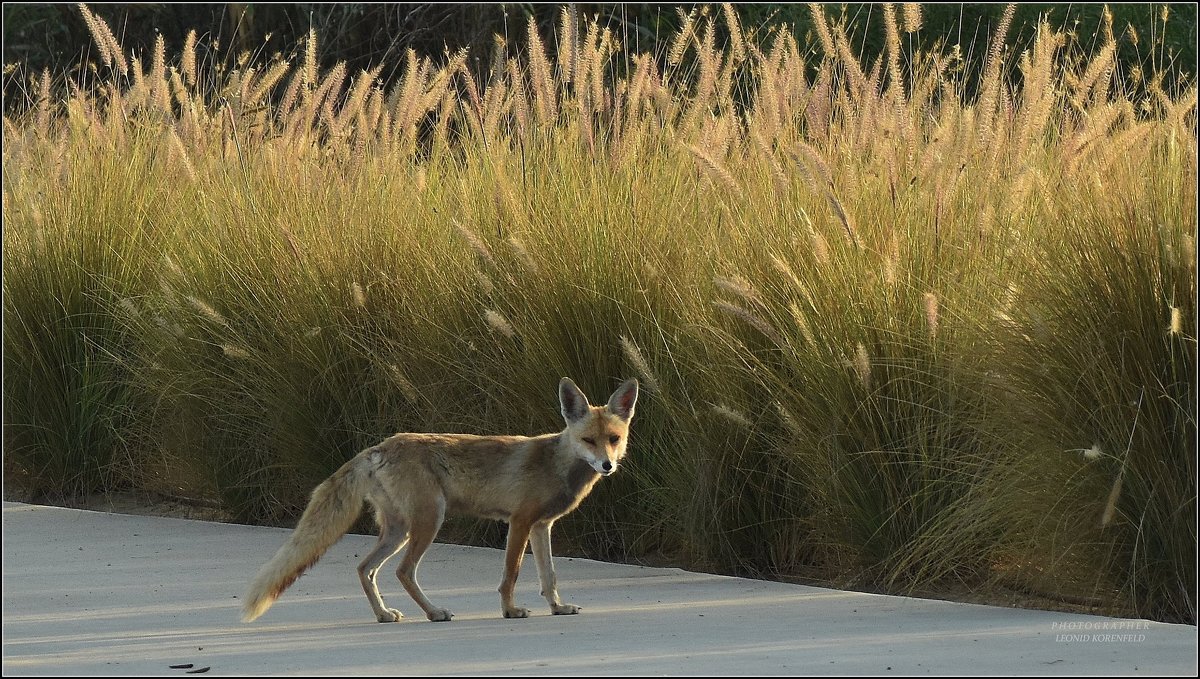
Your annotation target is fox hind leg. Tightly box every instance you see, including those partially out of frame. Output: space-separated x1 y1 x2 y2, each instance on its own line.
358 515 409 622
395 497 453 622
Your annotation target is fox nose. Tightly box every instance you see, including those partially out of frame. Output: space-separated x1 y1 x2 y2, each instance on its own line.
601 460 613 474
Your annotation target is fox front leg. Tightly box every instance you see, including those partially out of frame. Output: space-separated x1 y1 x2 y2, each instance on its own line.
529 522 580 615
499 518 535 618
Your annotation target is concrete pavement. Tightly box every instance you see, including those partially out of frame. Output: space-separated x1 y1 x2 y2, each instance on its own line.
3 501 1196 675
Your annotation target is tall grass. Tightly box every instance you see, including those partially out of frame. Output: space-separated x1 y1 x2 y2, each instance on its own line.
3 4 1195 622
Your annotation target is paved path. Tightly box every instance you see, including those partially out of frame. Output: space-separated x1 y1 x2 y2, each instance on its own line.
3 502 1196 675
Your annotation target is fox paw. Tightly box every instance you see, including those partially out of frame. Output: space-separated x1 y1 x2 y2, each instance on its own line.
503 606 530 619
376 609 403 623
551 603 581 615
426 608 453 622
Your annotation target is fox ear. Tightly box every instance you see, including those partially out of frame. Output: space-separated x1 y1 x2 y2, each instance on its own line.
606 378 639 420
559 377 590 424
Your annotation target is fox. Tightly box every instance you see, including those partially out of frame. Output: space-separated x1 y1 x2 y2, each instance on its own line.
241 376 638 624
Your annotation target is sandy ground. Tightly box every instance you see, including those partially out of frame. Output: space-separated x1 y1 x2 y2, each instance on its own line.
3 500 1197 676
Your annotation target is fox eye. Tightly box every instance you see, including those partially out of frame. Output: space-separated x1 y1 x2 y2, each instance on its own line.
609 435 620 445
582 437 595 445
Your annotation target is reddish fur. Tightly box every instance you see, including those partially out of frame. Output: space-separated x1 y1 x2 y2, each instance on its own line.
242 377 637 623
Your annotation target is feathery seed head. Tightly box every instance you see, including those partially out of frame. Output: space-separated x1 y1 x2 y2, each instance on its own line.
388 364 421 404
711 403 752 428
902 3 923 33
620 335 662 395
222 344 252 360
924 292 940 340
187 295 229 327
484 309 516 338
853 342 872 390
1100 470 1124 528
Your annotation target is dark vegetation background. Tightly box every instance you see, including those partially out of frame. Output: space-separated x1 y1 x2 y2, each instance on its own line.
2 3 1195 625
4 3 1196 108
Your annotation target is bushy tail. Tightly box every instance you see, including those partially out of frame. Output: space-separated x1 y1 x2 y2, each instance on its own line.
241 458 368 622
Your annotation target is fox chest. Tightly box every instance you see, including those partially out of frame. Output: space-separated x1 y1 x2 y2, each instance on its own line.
537 460 601 521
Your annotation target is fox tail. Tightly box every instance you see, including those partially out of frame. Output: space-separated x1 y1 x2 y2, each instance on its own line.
241 458 368 622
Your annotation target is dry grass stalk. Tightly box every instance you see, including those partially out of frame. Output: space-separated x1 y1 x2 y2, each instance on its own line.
527 16 557 123
508 59 530 139
1075 39 1118 108
169 67 190 112
883 4 905 102
688 144 742 197
808 3 836 58
620 336 663 395
127 58 146 111
247 60 292 110
558 5 578 85
752 128 790 196
169 130 198 182
1100 469 1124 528
151 34 169 113
280 227 302 262
977 4 1017 146
484 309 516 339
884 235 901 286
711 403 752 428
365 86 383 135
312 61 347 115
1014 22 1064 158
81 4 128 77
1168 307 1184 336
275 70 303 127
924 292 940 341
474 272 494 296
853 342 872 390
431 88 456 154
722 4 746 63
78 4 112 71
902 3 923 33
304 27 317 88
118 297 140 319
336 66 381 133
182 29 198 86
589 27 612 115
808 221 831 265
833 23 869 97
453 220 495 266
222 344 252 360
390 50 424 136
775 401 802 434
187 295 229 327
790 143 860 247
388 364 421 404
35 69 51 138
714 300 785 347
714 275 762 306
458 64 485 135
506 237 540 274
694 20 718 111
787 301 818 350
668 8 698 65
574 19 598 99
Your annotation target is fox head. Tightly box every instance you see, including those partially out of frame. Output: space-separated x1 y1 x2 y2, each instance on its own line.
558 377 638 476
